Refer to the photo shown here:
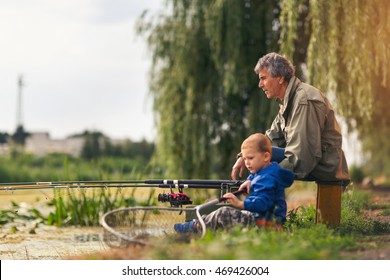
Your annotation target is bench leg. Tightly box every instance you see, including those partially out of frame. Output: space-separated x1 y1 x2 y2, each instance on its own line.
316 184 342 226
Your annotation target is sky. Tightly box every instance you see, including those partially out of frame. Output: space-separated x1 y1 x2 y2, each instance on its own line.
0 0 164 141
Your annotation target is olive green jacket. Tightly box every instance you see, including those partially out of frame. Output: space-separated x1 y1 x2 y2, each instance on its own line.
266 77 350 184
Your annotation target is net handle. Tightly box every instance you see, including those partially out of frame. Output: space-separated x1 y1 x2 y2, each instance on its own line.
195 190 245 238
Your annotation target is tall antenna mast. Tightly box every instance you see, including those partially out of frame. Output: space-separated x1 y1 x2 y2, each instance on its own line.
16 74 24 128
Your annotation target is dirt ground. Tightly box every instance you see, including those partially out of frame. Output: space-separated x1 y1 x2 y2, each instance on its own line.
343 184 390 260
0 183 389 260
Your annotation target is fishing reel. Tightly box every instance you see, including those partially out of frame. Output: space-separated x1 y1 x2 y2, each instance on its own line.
158 192 192 207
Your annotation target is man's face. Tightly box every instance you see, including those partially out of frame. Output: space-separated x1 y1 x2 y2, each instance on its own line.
258 68 285 100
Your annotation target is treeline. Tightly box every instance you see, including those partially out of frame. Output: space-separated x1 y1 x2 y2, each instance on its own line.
0 126 29 146
78 131 155 161
0 129 155 162
0 130 158 183
0 153 160 183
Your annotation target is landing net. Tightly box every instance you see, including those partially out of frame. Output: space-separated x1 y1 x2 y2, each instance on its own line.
100 206 202 247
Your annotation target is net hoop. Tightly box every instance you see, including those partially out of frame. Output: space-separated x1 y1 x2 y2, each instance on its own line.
100 206 202 247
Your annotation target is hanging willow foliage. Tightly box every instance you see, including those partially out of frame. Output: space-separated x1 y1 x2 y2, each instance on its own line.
280 0 390 174
136 0 279 178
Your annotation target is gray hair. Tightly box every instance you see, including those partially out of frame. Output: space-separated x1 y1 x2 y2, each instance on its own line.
254 52 295 82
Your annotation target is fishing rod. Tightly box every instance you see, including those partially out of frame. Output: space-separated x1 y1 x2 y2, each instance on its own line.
0 179 243 191
0 179 244 207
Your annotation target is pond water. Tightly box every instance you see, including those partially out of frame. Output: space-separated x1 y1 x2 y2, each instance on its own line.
0 222 109 260
0 194 110 260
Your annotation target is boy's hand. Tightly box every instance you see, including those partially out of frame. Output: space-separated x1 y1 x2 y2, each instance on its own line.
238 180 251 194
223 192 244 210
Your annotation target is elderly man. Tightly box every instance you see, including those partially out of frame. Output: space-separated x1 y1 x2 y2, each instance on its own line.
232 52 350 185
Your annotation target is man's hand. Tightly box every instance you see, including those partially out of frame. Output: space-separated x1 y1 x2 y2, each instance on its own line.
231 157 245 180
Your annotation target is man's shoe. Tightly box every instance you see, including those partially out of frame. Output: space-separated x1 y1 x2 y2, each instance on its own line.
174 221 197 233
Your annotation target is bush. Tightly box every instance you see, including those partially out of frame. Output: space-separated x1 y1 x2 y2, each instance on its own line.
349 165 365 184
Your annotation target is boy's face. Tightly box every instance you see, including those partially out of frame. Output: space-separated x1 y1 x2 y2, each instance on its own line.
241 146 271 174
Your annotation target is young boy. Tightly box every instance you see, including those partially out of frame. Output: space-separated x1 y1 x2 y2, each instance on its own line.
174 133 295 233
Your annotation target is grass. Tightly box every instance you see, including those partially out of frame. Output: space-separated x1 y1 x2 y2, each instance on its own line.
339 189 390 235
0 200 47 222
46 188 138 226
381 209 390 216
145 225 356 260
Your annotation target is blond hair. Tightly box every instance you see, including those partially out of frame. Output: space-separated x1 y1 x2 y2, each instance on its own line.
241 133 272 154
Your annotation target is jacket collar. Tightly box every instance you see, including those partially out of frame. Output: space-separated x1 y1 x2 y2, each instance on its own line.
282 76 301 121
284 77 301 104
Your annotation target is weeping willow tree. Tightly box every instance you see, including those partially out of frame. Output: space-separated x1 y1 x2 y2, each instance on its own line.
137 0 279 178
280 0 390 175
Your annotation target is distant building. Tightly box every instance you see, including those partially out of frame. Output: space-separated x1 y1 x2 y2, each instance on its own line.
25 132 85 157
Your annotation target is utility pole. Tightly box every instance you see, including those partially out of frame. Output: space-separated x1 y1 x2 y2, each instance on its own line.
13 74 27 146
16 74 24 128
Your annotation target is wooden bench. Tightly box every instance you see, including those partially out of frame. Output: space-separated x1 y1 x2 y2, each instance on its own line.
314 180 348 226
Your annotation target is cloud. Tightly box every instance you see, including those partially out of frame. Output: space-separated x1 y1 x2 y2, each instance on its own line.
0 0 161 141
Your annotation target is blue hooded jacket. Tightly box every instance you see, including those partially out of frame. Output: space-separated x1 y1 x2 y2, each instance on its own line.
243 162 294 223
